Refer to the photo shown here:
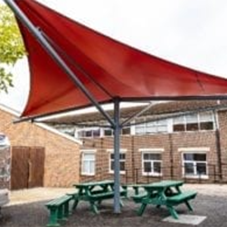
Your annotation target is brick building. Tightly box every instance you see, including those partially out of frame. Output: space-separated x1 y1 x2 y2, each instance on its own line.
47 100 227 184
0 105 81 188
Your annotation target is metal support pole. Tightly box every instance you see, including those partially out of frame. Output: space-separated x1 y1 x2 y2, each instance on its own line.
3 0 115 127
113 98 121 213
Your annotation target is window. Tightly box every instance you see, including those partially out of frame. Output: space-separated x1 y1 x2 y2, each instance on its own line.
77 128 100 138
182 152 208 178
81 151 96 175
135 118 168 135
104 127 131 137
104 128 113 137
122 126 131 135
200 112 214 130
173 111 214 132
109 152 126 174
142 152 162 176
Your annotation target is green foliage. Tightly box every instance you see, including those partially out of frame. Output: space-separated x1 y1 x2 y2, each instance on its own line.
0 4 26 93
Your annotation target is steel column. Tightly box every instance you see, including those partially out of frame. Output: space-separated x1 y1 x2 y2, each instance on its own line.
113 98 121 213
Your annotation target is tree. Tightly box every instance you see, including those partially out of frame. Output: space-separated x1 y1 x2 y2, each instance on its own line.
0 4 25 93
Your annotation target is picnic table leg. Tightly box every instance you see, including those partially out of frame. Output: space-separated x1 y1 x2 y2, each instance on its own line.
63 201 70 218
137 203 147 216
185 200 193 211
90 201 99 214
47 207 60 227
167 205 179 219
57 205 66 221
120 199 124 207
71 199 79 211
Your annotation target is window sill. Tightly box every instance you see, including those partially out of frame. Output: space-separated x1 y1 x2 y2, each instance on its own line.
142 173 162 177
81 173 95 176
109 171 126 175
183 175 209 179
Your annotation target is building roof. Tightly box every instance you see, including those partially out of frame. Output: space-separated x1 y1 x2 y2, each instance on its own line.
43 100 227 126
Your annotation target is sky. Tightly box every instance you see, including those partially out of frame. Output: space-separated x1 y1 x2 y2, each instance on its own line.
1 0 227 112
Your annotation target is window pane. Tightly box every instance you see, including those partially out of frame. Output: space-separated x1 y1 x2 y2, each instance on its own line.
186 114 197 123
120 161 125 171
135 122 146 135
153 162 161 173
200 122 213 130
82 153 95 174
122 127 130 135
184 153 206 161
82 161 89 173
143 153 161 160
183 153 194 161
119 153 126 160
143 153 149 160
149 153 161 160
144 162 151 173
90 161 95 173
85 130 92 137
194 154 206 161
83 153 95 160
196 163 207 175
200 112 213 122
111 161 114 171
93 129 100 137
157 125 167 132
173 116 184 124
110 153 114 159
186 123 199 131
104 129 112 136
173 124 185 131
184 163 194 174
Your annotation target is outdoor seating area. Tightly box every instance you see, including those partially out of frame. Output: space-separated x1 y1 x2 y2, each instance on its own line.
44 180 197 226
2 183 227 227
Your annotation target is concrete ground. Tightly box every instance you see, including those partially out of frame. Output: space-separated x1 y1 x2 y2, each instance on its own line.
1 184 227 227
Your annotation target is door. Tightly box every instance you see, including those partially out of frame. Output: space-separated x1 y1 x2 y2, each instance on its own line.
11 146 45 190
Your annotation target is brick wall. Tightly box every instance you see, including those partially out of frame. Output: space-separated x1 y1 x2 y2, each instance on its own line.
80 128 221 184
0 107 81 187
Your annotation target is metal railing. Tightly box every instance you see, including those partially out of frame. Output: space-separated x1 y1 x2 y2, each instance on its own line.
124 163 223 184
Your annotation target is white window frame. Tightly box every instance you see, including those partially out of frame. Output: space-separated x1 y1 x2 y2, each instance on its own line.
135 117 168 135
107 149 127 174
173 111 215 132
180 148 209 179
76 127 101 138
81 149 96 176
139 148 164 176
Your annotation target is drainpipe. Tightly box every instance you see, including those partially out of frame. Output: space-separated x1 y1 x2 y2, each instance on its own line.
213 110 222 181
168 134 174 179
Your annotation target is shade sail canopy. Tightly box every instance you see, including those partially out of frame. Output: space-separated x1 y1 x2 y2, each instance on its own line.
13 0 227 119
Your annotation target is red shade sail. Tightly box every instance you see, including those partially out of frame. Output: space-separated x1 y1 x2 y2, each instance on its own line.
13 0 227 119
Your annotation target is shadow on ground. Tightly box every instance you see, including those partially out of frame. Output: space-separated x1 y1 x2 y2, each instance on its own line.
1 194 227 227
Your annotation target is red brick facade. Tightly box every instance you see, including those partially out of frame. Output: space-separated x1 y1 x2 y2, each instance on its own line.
0 106 81 187
79 110 227 184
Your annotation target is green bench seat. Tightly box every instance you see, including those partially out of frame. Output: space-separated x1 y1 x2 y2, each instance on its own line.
131 193 147 203
166 190 197 219
167 191 197 205
45 195 72 227
89 189 127 201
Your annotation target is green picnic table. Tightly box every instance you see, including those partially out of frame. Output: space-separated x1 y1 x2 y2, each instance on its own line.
71 180 127 214
132 180 197 219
